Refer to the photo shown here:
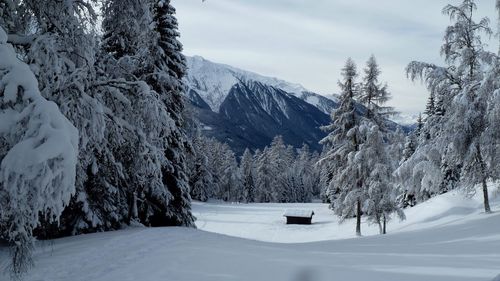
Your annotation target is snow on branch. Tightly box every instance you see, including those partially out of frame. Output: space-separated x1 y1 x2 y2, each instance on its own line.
0 26 79 278
7 34 37 46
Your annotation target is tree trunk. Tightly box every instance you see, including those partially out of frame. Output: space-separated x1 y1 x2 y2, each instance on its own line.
482 177 491 214
130 191 139 223
382 215 387 235
356 199 362 236
498 0 500 55
476 143 491 214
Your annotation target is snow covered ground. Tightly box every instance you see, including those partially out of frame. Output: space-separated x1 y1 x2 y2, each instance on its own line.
1 189 499 281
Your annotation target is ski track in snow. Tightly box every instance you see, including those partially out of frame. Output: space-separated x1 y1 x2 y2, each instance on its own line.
1 189 499 281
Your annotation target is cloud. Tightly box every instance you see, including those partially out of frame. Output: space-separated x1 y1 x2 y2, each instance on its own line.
173 0 498 114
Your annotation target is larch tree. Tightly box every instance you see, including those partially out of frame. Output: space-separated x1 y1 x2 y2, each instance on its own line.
360 55 393 125
402 0 494 212
320 58 365 236
482 0 500 193
358 126 405 234
358 56 404 234
437 0 493 213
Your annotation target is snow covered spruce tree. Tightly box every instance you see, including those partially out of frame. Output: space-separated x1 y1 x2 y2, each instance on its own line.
294 144 318 203
319 58 366 236
239 139 318 203
254 147 272 202
267 136 296 202
0 27 78 278
401 0 496 212
185 133 245 203
278 152 315 203
100 0 159 228
240 148 256 203
187 133 214 202
208 139 241 201
146 0 195 224
101 0 195 226
425 92 436 117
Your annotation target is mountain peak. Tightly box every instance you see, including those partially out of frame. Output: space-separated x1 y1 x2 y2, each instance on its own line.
184 56 312 112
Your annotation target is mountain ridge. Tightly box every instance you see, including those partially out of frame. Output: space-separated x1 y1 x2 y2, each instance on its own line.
185 56 338 114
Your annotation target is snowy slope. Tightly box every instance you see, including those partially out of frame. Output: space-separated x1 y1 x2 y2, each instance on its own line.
185 56 335 114
2 189 498 281
193 188 500 243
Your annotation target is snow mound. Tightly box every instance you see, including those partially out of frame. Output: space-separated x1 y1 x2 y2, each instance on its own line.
492 274 500 281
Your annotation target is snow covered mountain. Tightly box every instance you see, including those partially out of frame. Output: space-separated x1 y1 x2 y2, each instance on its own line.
187 79 330 154
390 113 419 126
184 56 408 154
185 56 337 114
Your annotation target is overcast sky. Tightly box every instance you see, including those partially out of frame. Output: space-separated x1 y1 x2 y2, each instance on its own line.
172 0 498 115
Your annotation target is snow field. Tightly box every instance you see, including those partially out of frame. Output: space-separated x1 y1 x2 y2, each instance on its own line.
1 188 499 281
193 188 498 243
